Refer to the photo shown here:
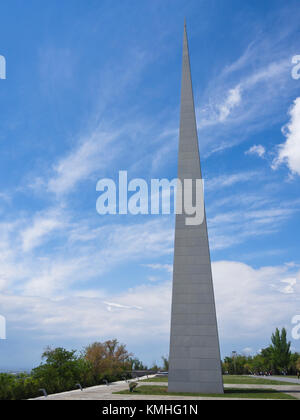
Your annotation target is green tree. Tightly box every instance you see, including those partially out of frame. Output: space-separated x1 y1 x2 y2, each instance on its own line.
222 355 252 375
270 328 291 374
84 339 132 383
290 354 300 375
223 357 234 374
149 362 160 372
161 356 169 371
260 347 273 371
0 373 15 400
32 347 90 394
129 357 148 371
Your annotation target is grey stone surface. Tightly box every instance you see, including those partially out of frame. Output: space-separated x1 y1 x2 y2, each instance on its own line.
171 336 219 348
172 303 215 315
168 23 223 394
29 377 300 400
173 284 213 294
172 293 214 305
171 325 217 336
171 346 221 359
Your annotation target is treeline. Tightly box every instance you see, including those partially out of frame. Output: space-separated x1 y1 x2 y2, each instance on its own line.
1 328 299 400
222 328 300 376
0 339 156 400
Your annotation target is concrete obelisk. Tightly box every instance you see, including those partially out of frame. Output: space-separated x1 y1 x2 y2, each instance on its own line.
168 23 224 394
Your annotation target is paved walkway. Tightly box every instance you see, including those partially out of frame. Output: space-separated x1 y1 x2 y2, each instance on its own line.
252 375 300 385
31 377 300 400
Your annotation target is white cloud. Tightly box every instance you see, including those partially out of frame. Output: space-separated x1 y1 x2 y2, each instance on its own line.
277 278 297 295
21 209 65 252
35 46 156 198
0 281 172 341
0 192 11 203
244 59 289 89
242 347 254 355
208 204 299 250
0 217 174 298
147 276 159 282
22 258 84 297
144 264 173 273
103 301 143 311
197 58 289 133
213 261 300 340
273 97 300 176
218 85 242 122
206 171 259 191
195 24 296 156
0 260 299 348
72 289 105 299
245 144 266 158
47 127 121 196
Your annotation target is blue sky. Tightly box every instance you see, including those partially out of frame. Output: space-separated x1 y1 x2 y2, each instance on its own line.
0 0 300 370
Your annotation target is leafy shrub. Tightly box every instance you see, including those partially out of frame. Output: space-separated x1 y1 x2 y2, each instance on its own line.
129 382 138 393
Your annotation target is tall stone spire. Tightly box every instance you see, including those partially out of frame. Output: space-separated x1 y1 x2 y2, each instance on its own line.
168 23 224 394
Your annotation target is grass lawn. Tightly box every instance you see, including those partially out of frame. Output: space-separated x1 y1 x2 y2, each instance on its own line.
223 375 300 386
141 376 168 382
115 385 296 399
141 375 300 386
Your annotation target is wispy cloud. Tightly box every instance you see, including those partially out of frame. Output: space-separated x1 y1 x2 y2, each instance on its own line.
195 21 296 155
47 127 121 196
143 263 173 273
273 97 300 176
208 199 300 251
1 260 299 350
198 58 290 132
215 85 242 123
206 171 260 191
0 216 174 298
0 192 11 203
103 301 143 311
21 208 66 252
245 144 266 158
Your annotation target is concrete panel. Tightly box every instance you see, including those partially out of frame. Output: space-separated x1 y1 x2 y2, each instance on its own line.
173 284 213 294
169 370 222 384
171 313 217 326
171 335 219 348
172 293 214 305
170 358 221 371
189 370 223 383
189 347 221 359
170 346 221 359
172 274 213 284
171 325 218 336
173 248 209 256
173 267 211 276
172 303 215 315
174 228 206 238
174 256 211 265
